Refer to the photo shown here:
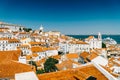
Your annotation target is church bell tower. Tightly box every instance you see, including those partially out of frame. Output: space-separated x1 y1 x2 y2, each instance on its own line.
98 32 102 40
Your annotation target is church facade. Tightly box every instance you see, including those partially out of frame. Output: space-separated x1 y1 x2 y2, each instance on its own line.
85 32 102 49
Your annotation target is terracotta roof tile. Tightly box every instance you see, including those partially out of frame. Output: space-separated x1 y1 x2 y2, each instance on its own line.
21 38 27 40
76 41 88 44
38 64 108 80
0 61 34 78
29 42 45 45
56 60 73 70
47 47 56 50
20 44 30 48
0 50 21 63
0 50 35 78
19 32 28 34
32 53 39 57
85 36 96 41
0 27 9 29
26 55 32 60
31 46 44 52
30 33 39 37
8 39 20 43
51 55 61 60
0 38 20 43
87 52 98 60
66 53 79 59
80 51 89 59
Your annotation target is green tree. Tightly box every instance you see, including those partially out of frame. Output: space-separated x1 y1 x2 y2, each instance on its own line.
19 27 22 31
44 57 58 73
102 42 106 48
29 61 37 70
23 28 26 31
36 69 45 74
23 28 32 32
28 28 32 32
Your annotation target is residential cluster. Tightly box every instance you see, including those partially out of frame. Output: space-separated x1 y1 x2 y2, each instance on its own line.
0 22 120 80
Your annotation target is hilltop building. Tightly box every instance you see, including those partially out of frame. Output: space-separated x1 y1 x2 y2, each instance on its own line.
85 32 102 49
0 22 24 32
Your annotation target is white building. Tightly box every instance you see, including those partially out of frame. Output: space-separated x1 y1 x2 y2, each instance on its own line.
34 25 44 35
14 32 30 39
0 22 24 31
19 56 27 64
46 31 61 37
31 46 46 61
46 48 58 57
19 44 31 55
85 32 102 49
31 46 58 61
59 41 90 54
15 71 39 80
0 38 20 51
0 32 13 39
20 38 32 45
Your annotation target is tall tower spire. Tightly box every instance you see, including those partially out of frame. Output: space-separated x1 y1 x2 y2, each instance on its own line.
40 25 43 31
39 25 44 34
98 32 102 40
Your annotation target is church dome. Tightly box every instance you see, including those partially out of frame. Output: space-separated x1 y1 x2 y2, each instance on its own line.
40 25 43 30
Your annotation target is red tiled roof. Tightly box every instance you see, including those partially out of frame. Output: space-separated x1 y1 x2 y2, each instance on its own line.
56 60 73 70
0 38 20 43
8 39 20 43
0 61 34 78
31 46 44 52
0 50 21 63
66 53 79 59
38 64 108 80
29 42 45 45
20 44 30 48
87 52 98 60
0 50 35 78
80 51 89 59
85 36 95 40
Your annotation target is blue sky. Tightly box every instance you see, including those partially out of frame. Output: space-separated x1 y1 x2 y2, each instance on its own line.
0 0 120 34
